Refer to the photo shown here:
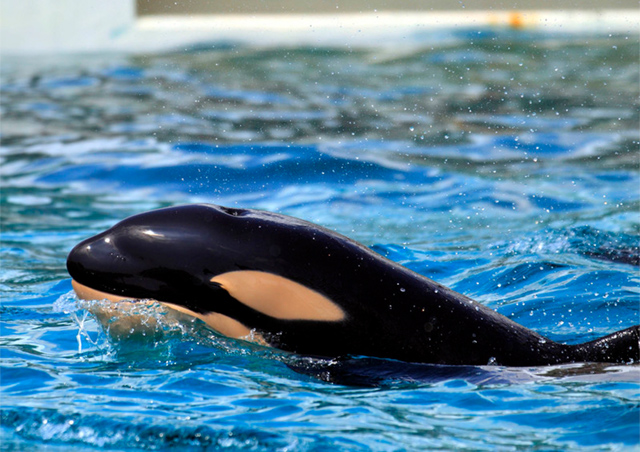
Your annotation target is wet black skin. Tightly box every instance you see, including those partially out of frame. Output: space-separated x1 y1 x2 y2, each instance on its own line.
67 204 640 366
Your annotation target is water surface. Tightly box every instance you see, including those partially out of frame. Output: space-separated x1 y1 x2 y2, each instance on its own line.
1 30 639 450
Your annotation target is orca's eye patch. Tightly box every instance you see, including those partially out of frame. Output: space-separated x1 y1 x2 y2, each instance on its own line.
211 271 346 322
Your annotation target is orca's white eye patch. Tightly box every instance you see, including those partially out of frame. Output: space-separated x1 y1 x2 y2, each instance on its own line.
211 271 345 322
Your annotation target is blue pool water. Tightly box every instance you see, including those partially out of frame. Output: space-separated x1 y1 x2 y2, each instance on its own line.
1 30 639 450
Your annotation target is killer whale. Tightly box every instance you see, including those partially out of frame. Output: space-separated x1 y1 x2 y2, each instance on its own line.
66 204 639 366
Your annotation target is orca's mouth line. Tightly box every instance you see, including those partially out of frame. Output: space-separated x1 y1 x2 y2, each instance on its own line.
71 279 143 304
70 279 268 346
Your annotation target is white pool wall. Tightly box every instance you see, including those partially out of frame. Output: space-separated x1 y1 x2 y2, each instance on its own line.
1 0 639 56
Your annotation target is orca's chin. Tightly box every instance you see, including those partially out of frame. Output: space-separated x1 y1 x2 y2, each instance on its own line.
71 279 145 303
70 279 269 345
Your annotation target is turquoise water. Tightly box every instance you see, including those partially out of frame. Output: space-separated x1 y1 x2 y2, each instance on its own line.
2 30 639 450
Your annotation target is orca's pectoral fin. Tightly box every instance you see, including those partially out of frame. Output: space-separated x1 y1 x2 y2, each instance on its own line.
573 325 640 364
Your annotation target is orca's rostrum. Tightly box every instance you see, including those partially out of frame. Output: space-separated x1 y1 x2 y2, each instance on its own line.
67 204 640 366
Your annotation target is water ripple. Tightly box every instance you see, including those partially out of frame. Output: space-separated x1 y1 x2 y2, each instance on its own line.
1 31 638 451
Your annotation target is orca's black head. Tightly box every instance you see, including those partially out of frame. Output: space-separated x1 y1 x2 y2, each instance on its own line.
67 204 269 306
66 204 346 334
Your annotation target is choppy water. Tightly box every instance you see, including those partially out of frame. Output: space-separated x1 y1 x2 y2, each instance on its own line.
1 30 639 450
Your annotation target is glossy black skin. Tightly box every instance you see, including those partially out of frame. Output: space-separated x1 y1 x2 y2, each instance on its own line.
67 204 640 366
